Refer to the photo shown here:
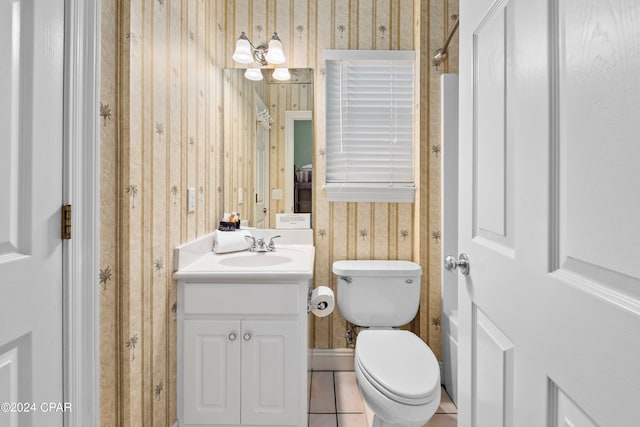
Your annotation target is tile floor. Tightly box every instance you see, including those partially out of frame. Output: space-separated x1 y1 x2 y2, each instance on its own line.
309 371 457 427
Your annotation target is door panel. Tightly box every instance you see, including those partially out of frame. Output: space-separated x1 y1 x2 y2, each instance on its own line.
473 0 515 256
0 0 33 259
473 308 514 427
459 0 640 426
553 385 598 427
0 1 64 426
475 4 507 239
0 340 22 427
183 319 241 425
241 320 298 426
556 0 640 287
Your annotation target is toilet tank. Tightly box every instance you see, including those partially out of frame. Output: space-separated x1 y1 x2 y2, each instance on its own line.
332 260 422 327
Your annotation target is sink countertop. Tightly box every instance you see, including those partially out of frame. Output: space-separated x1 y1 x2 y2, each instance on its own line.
173 230 315 282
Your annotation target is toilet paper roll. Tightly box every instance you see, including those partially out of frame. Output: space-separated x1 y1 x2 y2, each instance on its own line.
310 286 335 318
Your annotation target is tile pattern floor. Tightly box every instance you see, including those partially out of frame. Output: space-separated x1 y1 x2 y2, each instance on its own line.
309 371 457 427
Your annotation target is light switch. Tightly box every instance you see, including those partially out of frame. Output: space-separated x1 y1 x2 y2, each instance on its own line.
272 188 283 200
187 187 196 212
238 188 244 204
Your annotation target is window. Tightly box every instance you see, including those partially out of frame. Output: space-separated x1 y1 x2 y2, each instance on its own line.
324 50 415 202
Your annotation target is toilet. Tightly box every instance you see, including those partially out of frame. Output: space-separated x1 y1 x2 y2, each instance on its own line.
333 260 441 427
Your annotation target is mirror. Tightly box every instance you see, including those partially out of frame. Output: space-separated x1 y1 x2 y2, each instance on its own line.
222 68 313 228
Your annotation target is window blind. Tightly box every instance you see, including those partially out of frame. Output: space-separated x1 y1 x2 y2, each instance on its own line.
325 51 415 202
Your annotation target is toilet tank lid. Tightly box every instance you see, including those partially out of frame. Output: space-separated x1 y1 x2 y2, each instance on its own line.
332 260 422 277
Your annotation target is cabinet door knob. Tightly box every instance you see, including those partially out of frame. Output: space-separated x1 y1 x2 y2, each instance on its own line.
243 331 252 341
228 332 237 341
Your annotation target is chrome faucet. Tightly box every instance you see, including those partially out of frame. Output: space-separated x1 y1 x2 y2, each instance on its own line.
245 235 282 252
266 235 282 251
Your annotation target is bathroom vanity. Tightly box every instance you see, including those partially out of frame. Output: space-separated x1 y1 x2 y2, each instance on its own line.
173 230 314 427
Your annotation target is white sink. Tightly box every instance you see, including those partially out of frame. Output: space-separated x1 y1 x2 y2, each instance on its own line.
174 242 315 281
219 253 293 267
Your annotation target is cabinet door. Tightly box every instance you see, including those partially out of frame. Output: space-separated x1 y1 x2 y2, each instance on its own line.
241 320 299 425
183 319 241 425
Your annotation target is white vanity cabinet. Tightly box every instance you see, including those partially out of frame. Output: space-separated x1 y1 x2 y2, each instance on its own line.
177 281 310 427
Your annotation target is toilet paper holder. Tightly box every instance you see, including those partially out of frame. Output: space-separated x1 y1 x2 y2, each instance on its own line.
307 289 328 313
307 300 328 312
307 287 334 315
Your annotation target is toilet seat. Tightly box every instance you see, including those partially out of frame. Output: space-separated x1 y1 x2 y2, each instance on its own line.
355 330 440 406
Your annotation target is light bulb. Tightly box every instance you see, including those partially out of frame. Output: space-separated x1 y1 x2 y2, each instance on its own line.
232 34 254 64
272 68 291 81
244 68 263 81
264 33 286 64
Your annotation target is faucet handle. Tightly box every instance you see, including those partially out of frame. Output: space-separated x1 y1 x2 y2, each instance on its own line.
267 235 282 251
244 235 257 251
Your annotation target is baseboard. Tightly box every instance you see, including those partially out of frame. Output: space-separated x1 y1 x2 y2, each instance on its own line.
309 348 355 371
309 348 446 382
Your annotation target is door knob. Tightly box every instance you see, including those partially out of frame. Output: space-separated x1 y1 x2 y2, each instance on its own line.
228 332 237 341
263 208 267 214
444 253 470 276
243 332 252 341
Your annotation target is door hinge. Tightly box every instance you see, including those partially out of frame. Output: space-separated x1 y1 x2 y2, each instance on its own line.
61 204 72 240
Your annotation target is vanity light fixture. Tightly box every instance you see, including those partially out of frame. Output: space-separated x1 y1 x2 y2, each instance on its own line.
233 32 286 65
233 32 290 81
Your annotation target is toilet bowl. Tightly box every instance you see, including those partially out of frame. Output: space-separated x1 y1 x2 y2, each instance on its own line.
333 260 441 427
356 330 441 427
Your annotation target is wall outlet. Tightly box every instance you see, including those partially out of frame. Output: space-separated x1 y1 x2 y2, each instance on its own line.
187 187 196 213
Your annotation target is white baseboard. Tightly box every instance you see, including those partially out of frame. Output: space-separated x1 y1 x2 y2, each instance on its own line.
309 348 446 383
309 348 355 371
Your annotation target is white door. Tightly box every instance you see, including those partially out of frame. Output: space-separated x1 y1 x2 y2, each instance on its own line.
0 1 65 426
456 0 640 426
255 97 269 228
